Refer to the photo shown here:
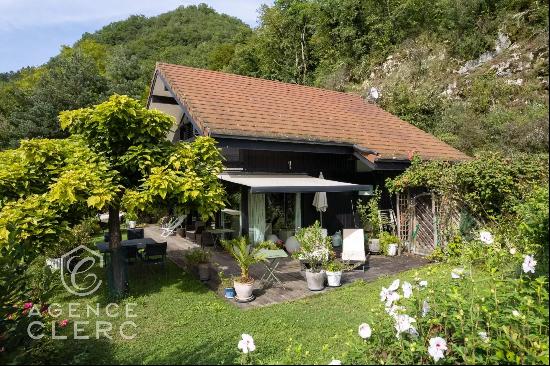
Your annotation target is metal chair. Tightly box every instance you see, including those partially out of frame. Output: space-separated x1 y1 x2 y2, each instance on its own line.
124 246 139 265
141 242 167 265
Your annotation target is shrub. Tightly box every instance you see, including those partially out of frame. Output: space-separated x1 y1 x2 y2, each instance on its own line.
184 248 211 265
293 221 333 272
379 231 400 255
345 263 549 364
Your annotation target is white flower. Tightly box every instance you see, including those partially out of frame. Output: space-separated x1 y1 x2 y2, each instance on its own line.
522 255 537 274
358 323 372 339
388 279 400 292
512 310 520 317
402 281 413 298
428 337 447 362
478 331 489 343
407 327 419 338
509 247 517 255
385 291 401 307
237 334 256 353
479 230 494 245
422 299 430 317
385 304 405 319
419 280 428 288
451 268 464 279
380 287 390 302
329 360 342 365
394 314 416 335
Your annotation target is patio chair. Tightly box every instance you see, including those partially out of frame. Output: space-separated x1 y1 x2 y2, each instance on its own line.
141 242 167 265
199 230 215 248
161 215 186 238
342 228 368 272
124 246 139 265
185 221 205 241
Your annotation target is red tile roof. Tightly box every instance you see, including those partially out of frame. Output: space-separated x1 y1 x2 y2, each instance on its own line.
154 63 469 161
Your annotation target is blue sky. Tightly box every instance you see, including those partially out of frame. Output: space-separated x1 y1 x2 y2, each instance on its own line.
0 0 269 73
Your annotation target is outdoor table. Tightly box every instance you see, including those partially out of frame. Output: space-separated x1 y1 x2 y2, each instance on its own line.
95 237 159 253
257 249 289 288
203 228 234 249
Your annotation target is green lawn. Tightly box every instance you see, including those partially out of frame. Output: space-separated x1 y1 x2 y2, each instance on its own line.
21 260 459 365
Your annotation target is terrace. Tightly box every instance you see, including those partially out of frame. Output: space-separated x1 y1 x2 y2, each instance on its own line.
143 225 428 308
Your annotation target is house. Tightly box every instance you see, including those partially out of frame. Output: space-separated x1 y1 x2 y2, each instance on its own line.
146 62 468 245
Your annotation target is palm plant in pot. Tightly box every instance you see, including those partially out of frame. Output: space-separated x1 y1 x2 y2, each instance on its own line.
184 248 212 281
293 221 332 291
221 236 266 301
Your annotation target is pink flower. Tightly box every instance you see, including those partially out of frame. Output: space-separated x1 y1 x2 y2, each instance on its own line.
23 302 33 310
59 319 69 328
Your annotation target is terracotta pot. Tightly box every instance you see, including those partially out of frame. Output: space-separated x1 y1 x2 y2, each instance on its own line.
305 269 325 291
198 263 210 281
234 279 254 300
326 270 342 287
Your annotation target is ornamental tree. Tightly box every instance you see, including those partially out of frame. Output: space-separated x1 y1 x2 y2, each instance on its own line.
0 138 116 265
59 94 226 296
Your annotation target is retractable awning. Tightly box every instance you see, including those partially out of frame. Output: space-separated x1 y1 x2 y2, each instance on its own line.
218 173 371 193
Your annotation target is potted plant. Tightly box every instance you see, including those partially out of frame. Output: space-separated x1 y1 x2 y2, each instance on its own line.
380 232 400 256
357 188 382 253
218 271 236 299
293 221 332 291
325 260 345 287
221 237 266 301
184 248 212 281
126 212 138 229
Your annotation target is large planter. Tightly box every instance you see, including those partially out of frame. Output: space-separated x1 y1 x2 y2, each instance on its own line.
305 269 325 291
369 238 380 253
234 279 255 300
198 263 210 281
388 243 398 256
326 270 342 287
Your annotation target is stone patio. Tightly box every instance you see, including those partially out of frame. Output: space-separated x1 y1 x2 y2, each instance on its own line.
144 225 429 309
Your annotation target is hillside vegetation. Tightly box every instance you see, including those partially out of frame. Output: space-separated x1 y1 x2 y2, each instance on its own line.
0 4 250 148
1 1 548 155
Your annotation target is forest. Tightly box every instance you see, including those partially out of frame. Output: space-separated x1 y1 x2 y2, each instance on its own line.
1 1 548 155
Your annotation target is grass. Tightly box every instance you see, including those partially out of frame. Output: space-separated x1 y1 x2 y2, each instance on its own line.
18 260 459 365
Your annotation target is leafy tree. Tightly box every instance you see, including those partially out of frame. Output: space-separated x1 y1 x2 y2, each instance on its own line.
7 50 109 146
60 95 226 296
0 138 116 264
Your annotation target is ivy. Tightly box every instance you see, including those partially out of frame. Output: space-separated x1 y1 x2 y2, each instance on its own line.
386 152 549 221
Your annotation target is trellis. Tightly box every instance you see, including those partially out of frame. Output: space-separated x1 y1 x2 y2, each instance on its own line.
396 189 464 256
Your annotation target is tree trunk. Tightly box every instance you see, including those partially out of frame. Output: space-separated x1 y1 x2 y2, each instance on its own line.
108 202 127 298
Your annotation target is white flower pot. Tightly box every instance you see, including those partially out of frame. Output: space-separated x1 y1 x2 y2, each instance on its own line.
388 243 398 256
326 270 342 287
369 238 380 253
128 221 136 229
234 279 254 300
305 269 325 291
198 263 210 281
